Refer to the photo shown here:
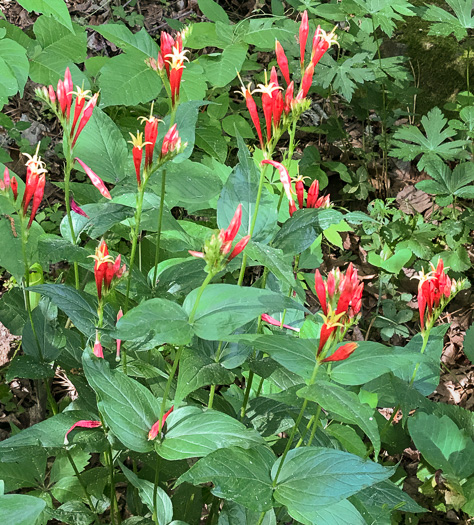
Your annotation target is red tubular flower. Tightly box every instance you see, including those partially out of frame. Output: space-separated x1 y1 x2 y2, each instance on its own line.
314 270 328 315
295 178 305 209
116 308 123 361
70 197 90 218
311 26 338 67
160 31 175 77
165 42 189 107
3 167 9 188
284 81 294 115
72 93 98 147
128 131 151 187
299 11 309 67
70 87 92 137
228 235 250 261
315 264 364 320
273 90 284 128
416 259 458 332
63 67 73 120
161 124 181 157
318 320 339 353
90 240 126 300
240 84 264 149
322 342 358 363
10 176 18 201
275 40 291 85
48 85 56 105
189 204 250 266
93 333 104 359
301 62 315 98
64 420 102 444
22 149 47 217
75 158 111 199
27 174 45 229
261 313 299 332
57 79 67 116
138 115 160 168
254 77 283 144
148 406 174 440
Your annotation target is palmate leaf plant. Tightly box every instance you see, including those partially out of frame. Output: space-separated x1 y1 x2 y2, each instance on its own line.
0 3 472 525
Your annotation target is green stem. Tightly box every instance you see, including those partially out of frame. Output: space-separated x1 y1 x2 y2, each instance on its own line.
106 446 118 525
160 346 183 421
207 341 224 409
124 183 147 312
255 376 265 398
272 362 321 487
237 163 270 286
64 149 80 290
66 450 97 517
240 370 254 421
188 271 215 324
152 168 167 287
306 405 322 447
152 453 161 524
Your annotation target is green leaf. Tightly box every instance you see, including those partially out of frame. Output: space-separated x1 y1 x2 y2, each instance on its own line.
298 381 380 456
423 0 474 40
178 446 274 512
52 467 108 504
418 159 474 198
150 258 208 299
291 498 366 525
390 107 469 170
217 133 277 244
0 410 98 449
38 234 90 265
73 107 128 184
156 407 264 460
0 288 28 335
161 160 223 205
0 38 29 96
179 63 208 103
0 446 47 491
175 345 235 404
195 123 228 164
6 354 55 381
0 218 43 281
463 324 474 363
0 494 46 525
246 397 296 437
329 341 423 386
325 425 367 458
91 25 158 57
273 448 393 523
245 334 317 380
31 284 98 337
17 0 73 31
120 463 173 525
113 298 192 346
408 411 474 481
319 54 375 102
357 480 426 513
222 114 254 139
218 501 276 525
183 284 306 340
99 52 161 107
198 0 230 24
82 352 161 453
273 208 344 254
245 241 304 300
203 44 247 88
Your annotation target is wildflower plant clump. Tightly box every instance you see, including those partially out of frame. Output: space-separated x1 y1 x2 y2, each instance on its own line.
1 3 474 525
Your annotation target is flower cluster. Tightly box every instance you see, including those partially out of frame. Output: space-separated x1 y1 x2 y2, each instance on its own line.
239 11 337 154
90 240 126 301
416 259 462 333
314 263 363 359
262 160 330 216
36 68 98 147
148 31 189 107
22 149 47 229
189 204 250 273
129 115 183 187
0 167 18 201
